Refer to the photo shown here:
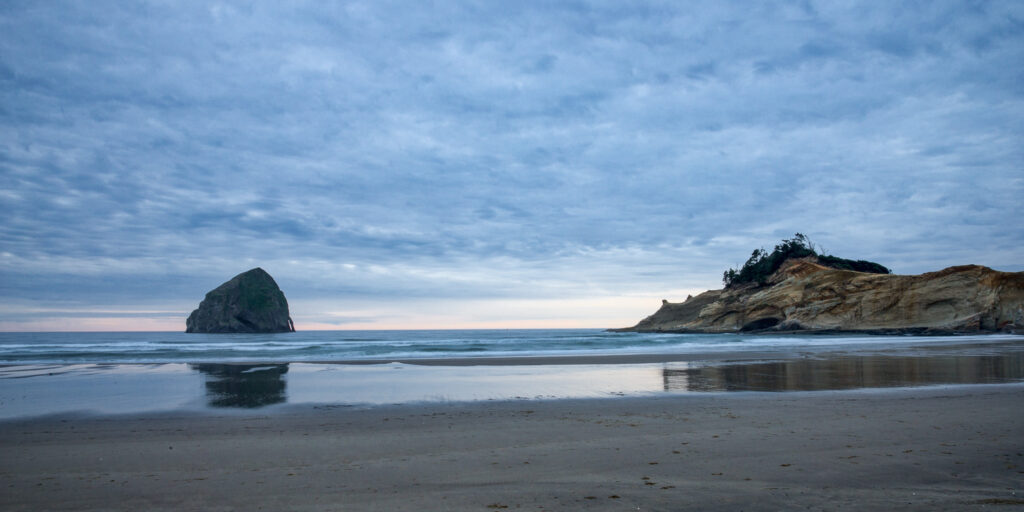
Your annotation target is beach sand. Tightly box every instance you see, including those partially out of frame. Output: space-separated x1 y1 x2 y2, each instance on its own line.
2 384 1022 511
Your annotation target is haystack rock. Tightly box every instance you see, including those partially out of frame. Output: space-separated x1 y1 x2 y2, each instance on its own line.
186 268 295 333
615 258 1024 334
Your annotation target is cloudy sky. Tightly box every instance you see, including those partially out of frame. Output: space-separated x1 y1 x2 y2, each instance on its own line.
1 1 1022 331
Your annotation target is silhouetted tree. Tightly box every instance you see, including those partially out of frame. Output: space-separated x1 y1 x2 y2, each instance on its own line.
722 233 890 288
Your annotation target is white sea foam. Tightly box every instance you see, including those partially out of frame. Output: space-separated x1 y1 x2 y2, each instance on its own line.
0 330 1019 364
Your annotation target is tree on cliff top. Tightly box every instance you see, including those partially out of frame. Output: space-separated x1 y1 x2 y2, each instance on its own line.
722 233 890 288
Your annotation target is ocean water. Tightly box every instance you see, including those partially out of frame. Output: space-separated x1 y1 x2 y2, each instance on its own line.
1 330 1022 418
0 329 1021 364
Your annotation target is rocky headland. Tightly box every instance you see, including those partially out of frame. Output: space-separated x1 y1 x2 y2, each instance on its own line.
186 268 295 333
616 258 1024 335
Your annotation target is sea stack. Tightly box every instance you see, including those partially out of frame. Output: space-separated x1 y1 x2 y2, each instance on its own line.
186 268 296 333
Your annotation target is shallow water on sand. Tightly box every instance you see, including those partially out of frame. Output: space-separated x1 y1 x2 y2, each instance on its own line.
1 338 1022 419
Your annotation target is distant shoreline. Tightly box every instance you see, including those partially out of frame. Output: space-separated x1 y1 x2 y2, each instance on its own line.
610 327 1024 335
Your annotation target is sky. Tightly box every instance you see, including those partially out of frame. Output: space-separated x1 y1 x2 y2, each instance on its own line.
1 1 1022 331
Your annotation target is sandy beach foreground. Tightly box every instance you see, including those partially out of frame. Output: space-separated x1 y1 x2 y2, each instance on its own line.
2 385 1022 511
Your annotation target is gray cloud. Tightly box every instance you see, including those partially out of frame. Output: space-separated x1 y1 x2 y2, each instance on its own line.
1 1 1022 329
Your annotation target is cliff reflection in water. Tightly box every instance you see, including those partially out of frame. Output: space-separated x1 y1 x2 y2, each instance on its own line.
190 363 289 408
665 353 1024 392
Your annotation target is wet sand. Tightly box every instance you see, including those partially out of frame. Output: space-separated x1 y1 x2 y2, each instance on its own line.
2 384 1022 511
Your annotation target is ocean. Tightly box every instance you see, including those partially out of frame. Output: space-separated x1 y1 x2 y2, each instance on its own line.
2 329 1021 364
1 330 1022 419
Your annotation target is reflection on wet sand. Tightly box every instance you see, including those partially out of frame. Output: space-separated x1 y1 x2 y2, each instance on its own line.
190 364 289 408
664 352 1024 392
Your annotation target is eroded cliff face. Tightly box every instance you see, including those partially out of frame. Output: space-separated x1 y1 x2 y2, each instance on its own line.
186 268 295 334
618 259 1024 334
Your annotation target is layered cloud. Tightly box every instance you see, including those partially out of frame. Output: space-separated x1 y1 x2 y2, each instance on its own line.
1 1 1022 329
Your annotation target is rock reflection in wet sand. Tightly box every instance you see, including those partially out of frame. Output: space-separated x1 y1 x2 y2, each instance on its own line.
190 363 289 408
664 352 1024 392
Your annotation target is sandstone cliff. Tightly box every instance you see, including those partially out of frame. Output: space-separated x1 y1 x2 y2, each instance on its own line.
186 268 295 333
616 259 1024 334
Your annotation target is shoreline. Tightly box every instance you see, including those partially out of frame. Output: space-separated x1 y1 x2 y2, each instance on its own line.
0 351 800 368
3 332 1022 368
2 342 1022 420
2 385 1022 510
611 327 1024 336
